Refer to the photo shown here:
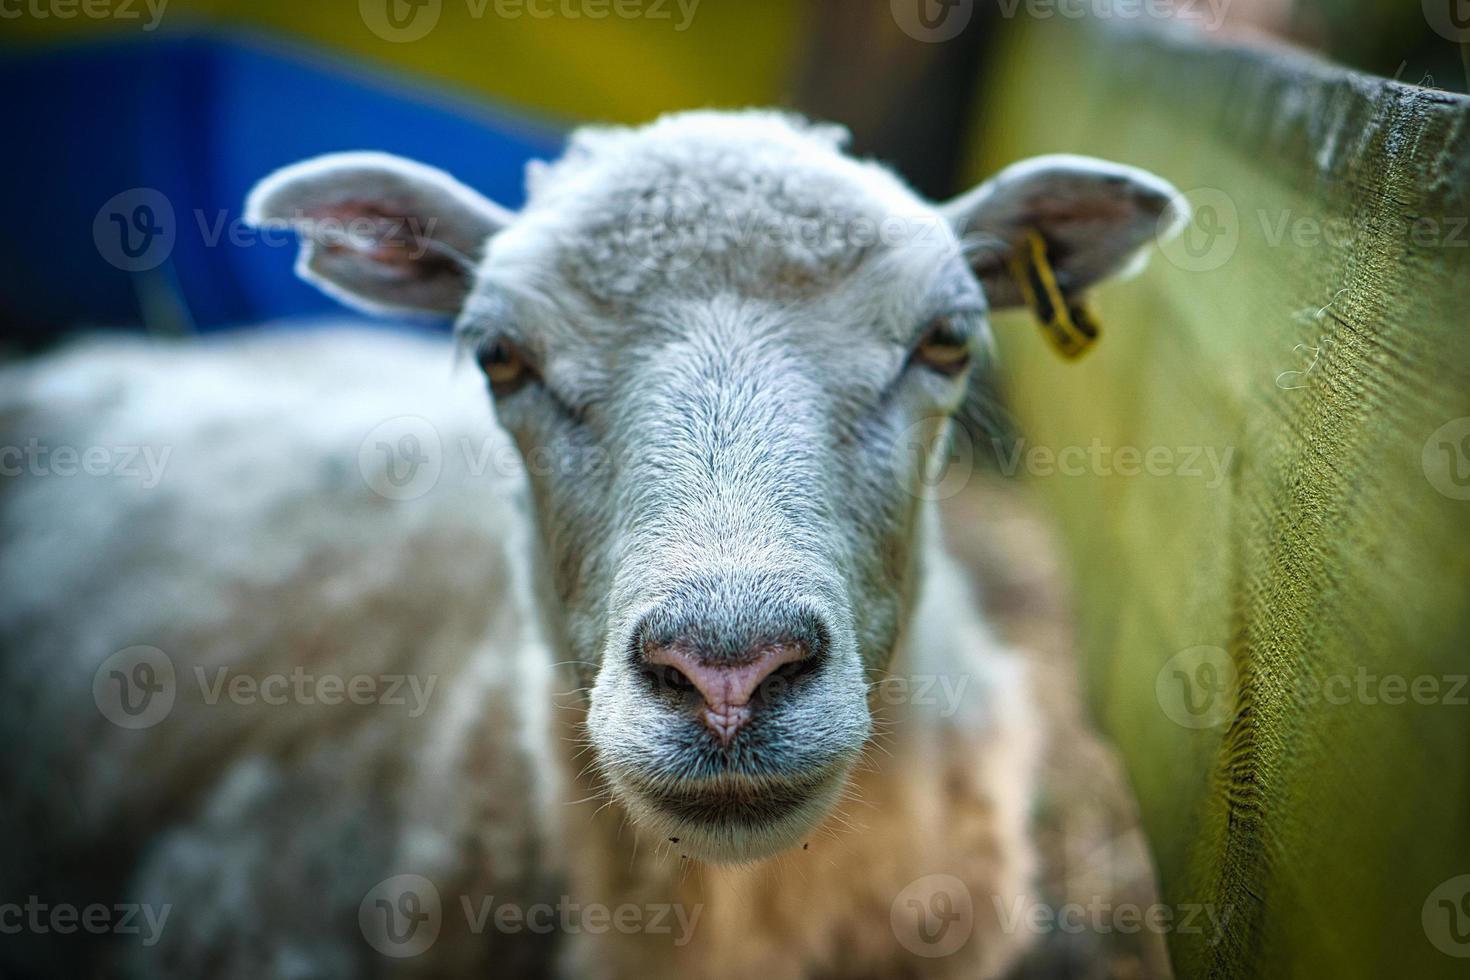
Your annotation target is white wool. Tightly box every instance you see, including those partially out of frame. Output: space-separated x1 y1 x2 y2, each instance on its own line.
0 108 1185 978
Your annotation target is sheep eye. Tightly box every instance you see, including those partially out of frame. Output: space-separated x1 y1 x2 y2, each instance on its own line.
477 338 533 394
912 317 972 376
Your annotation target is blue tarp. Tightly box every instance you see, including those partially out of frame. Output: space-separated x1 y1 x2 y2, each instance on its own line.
0 34 561 339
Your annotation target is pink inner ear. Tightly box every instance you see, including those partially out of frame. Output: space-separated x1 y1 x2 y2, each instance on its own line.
1023 192 1141 227
302 202 432 271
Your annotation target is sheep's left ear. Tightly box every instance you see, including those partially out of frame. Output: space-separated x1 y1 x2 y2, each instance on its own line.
942 155 1187 309
245 152 513 317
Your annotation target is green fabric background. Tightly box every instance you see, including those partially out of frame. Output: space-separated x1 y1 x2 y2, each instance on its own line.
971 21 1470 980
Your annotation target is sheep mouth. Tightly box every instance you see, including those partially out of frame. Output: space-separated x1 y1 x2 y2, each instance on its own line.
614 768 849 862
634 774 828 826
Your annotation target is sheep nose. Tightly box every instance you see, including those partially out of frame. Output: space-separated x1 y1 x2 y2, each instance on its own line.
641 641 811 745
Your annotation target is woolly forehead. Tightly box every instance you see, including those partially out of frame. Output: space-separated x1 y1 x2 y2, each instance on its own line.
461 231 980 383
459 150 981 377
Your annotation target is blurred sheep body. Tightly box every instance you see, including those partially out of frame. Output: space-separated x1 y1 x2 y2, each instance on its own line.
0 328 563 975
0 325 1038 978
0 327 1036 979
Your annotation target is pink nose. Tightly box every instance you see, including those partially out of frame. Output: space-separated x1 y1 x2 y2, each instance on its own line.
643 642 809 745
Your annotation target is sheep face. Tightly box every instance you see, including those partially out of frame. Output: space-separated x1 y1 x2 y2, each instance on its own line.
247 111 1183 863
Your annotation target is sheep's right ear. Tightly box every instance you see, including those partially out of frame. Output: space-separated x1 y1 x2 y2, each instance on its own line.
245 152 512 317
942 155 1186 309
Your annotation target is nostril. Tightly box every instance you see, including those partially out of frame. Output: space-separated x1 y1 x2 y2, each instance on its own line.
641 663 697 696
663 665 695 692
640 639 815 745
757 654 821 700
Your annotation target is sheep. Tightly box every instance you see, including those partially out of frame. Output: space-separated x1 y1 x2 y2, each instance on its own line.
0 110 1183 979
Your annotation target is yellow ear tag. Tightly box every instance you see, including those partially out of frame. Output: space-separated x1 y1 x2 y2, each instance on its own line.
1007 228 1101 360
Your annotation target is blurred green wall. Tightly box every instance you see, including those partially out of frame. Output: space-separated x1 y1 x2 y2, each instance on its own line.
971 17 1470 980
